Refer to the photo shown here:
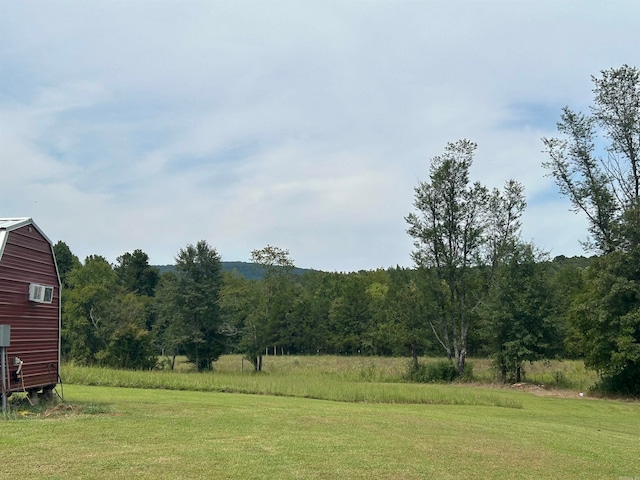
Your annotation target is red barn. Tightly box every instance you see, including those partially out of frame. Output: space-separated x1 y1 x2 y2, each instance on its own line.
0 218 61 401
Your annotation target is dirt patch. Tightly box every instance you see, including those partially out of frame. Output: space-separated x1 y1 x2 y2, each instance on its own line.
509 382 585 399
42 403 78 417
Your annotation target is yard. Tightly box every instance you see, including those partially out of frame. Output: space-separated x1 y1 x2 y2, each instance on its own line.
1 356 637 479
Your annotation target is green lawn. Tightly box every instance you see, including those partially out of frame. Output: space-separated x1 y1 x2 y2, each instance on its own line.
2 383 639 479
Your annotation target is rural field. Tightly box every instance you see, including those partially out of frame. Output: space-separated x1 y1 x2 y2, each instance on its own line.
2 356 639 480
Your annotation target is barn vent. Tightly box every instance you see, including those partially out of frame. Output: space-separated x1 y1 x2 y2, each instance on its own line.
28 283 54 303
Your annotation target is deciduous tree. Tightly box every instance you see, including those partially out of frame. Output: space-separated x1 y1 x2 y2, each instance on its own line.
242 245 296 371
115 249 160 296
481 244 559 383
155 241 225 371
61 255 119 364
543 65 640 394
406 139 525 374
53 240 81 288
542 65 639 253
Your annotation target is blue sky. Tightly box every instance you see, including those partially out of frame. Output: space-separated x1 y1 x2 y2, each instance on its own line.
1 1 638 271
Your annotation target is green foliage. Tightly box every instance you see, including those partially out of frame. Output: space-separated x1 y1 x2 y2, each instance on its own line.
407 360 457 383
61 255 120 364
223 273 265 369
98 292 156 369
57 238 604 385
53 240 81 288
405 359 474 383
592 362 640 396
157 261 313 280
406 139 526 374
375 268 435 360
155 241 225 371
114 249 160 296
567 252 640 395
480 244 561 383
542 65 640 254
328 273 373 354
233 245 299 371
543 65 640 395
60 255 158 369
551 370 569 388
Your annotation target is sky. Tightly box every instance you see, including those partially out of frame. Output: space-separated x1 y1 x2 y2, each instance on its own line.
1 1 639 272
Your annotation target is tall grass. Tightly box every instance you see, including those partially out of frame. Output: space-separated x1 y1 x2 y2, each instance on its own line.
214 354 598 390
62 364 523 408
59 355 598 409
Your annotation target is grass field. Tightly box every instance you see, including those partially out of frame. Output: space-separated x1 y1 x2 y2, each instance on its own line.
65 354 601 392
2 356 638 479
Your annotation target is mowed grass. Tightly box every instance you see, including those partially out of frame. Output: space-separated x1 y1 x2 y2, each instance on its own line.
2 356 636 479
2 385 639 479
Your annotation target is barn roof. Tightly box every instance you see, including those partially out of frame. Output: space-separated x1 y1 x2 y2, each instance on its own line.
0 217 33 231
0 217 54 260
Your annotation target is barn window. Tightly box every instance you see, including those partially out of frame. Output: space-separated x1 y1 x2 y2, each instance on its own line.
29 283 54 304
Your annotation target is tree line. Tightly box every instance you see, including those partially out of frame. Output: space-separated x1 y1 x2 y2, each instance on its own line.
54 240 577 375
54 65 639 394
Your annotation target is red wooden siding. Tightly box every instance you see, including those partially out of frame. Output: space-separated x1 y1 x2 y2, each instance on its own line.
0 224 60 393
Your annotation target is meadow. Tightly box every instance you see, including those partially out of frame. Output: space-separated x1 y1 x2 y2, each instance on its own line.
2 356 638 480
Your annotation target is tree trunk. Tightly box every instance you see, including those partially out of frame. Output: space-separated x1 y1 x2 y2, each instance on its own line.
455 349 465 376
411 344 419 371
453 329 466 375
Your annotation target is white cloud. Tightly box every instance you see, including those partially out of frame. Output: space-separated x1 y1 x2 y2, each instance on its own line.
1 0 637 270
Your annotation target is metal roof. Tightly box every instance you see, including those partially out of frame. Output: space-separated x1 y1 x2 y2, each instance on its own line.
0 218 54 260
0 218 33 231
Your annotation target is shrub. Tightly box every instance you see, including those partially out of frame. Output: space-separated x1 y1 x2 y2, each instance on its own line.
406 360 459 383
551 370 569 387
460 362 474 382
591 363 640 397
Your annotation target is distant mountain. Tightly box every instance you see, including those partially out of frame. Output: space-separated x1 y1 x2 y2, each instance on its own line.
154 261 314 280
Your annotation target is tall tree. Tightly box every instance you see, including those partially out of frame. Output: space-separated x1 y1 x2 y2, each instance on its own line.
242 245 296 371
380 268 434 367
61 255 157 368
100 292 157 370
115 249 160 296
542 65 640 253
328 273 373 354
543 66 640 394
563 232 640 395
294 270 336 354
481 244 560 383
218 271 258 355
406 139 525 374
61 255 119 363
155 241 225 371
153 272 182 368
53 240 81 288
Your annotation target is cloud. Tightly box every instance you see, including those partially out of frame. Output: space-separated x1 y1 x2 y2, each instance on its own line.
1 1 637 270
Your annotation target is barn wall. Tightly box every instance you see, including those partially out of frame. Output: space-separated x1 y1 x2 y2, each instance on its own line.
0 224 60 393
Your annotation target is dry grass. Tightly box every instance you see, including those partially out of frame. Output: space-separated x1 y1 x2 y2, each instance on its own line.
182 354 598 391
